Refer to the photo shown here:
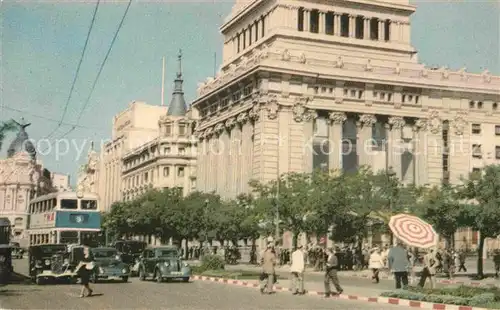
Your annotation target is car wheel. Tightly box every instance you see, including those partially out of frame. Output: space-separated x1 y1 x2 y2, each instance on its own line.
139 268 146 281
35 277 43 285
121 276 128 283
155 270 162 283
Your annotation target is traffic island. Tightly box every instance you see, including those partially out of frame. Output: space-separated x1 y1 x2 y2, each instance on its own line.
380 285 500 309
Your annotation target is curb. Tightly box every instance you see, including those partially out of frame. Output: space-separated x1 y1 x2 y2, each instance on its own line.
191 275 491 310
342 273 499 287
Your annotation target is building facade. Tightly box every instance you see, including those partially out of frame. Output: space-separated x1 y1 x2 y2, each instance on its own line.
192 0 500 247
98 101 168 212
0 119 54 246
51 172 71 192
122 51 197 200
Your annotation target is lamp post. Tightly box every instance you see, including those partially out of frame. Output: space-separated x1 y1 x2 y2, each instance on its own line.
204 199 209 247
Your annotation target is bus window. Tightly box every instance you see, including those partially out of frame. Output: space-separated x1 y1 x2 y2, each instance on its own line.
60 231 78 244
60 199 77 209
52 199 57 210
81 200 97 210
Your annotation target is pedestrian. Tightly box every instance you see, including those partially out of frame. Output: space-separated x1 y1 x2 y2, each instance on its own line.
407 249 417 285
387 240 409 290
324 248 343 297
290 245 305 295
418 248 437 289
492 250 500 278
259 243 277 294
368 247 384 283
76 247 95 298
458 250 467 272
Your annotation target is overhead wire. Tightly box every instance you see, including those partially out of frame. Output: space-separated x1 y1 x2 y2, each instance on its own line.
44 0 101 139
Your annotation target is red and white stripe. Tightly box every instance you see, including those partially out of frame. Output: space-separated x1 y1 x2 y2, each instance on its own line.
190 275 491 310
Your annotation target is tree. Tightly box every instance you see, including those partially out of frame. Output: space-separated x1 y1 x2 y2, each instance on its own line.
0 120 16 151
456 165 500 278
418 185 465 248
250 172 331 248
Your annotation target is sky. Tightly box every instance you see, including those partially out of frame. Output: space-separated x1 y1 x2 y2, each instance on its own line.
1 0 499 185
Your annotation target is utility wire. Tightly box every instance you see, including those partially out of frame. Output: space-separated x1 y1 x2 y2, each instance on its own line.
3 106 106 131
75 0 132 125
44 0 101 139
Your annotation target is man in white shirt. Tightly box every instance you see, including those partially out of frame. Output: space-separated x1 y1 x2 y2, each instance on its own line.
290 245 305 295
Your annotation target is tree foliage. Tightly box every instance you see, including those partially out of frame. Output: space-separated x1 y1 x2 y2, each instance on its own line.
0 120 17 151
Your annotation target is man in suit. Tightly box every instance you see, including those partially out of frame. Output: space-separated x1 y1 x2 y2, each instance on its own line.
419 248 437 288
260 243 277 294
387 240 410 289
290 245 306 295
324 248 343 297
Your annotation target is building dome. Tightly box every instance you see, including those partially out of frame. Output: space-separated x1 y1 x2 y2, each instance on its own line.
6 119 36 160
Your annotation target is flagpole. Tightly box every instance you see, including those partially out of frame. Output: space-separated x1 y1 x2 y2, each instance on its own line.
161 56 166 106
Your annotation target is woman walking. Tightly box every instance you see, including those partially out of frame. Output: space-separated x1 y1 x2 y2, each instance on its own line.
368 248 384 283
76 247 94 298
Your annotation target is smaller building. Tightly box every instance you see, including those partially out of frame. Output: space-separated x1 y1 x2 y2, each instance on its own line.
51 172 71 192
122 51 197 200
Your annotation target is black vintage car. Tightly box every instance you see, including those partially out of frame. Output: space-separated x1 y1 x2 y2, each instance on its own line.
112 240 146 274
28 244 76 284
10 242 24 259
138 246 191 283
0 218 12 285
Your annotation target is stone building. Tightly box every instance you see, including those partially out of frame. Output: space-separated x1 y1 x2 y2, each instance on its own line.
192 0 500 247
97 102 168 213
0 119 54 245
51 172 71 192
122 51 197 200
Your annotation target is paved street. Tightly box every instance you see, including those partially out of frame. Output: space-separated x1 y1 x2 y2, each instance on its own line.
1 259 413 310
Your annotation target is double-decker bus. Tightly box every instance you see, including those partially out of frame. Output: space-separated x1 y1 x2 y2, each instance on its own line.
27 192 101 247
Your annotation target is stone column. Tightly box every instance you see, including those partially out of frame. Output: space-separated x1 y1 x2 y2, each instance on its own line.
363 17 370 39
239 113 252 193
357 114 377 167
225 118 237 197
304 10 310 32
379 20 385 41
388 116 406 179
334 13 341 36
349 15 355 37
328 112 347 171
414 119 428 185
319 11 325 33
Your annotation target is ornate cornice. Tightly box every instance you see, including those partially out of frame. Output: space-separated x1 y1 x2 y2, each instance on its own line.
414 118 427 131
225 117 237 130
427 110 442 134
236 111 249 125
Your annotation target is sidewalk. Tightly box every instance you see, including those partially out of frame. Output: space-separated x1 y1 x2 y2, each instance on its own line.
223 264 500 287
273 279 387 298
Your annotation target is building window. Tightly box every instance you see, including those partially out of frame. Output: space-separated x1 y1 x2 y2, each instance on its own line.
237 35 240 53
495 125 500 136
496 146 500 159
340 14 349 37
472 144 482 158
297 7 304 31
178 147 185 155
370 18 379 40
165 124 172 136
325 12 334 35
178 167 185 177
248 25 252 45
164 147 171 154
310 10 319 33
493 102 498 110
355 16 364 39
163 167 170 177
232 92 241 102
478 101 483 109
178 124 186 136
471 124 481 134
254 21 258 41
469 100 475 108
144 172 148 182
221 98 229 109
261 16 265 38
472 168 481 173
243 85 253 97
384 19 391 41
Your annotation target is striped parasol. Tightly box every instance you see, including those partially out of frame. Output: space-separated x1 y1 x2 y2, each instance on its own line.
388 214 438 249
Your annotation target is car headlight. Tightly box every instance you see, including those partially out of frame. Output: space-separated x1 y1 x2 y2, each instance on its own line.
44 260 50 265
99 267 104 273
122 268 128 274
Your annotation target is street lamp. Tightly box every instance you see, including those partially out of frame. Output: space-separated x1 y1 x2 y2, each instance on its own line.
204 199 209 247
274 178 280 246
